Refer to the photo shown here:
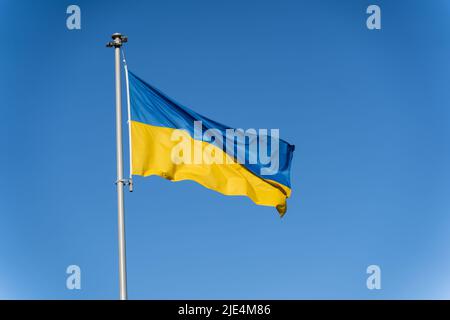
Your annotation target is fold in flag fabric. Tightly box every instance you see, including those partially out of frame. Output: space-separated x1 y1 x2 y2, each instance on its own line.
128 71 295 216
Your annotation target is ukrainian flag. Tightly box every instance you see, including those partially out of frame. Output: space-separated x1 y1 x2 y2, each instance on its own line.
128 71 295 216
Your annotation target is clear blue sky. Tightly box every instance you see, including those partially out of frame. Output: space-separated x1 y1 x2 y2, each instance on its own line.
1 0 450 299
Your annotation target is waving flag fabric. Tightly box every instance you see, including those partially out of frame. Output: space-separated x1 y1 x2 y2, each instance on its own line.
128 70 294 215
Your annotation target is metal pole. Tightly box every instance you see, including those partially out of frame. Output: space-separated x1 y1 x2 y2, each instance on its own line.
107 33 128 300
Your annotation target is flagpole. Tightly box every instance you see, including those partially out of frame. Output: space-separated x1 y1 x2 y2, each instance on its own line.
107 33 128 300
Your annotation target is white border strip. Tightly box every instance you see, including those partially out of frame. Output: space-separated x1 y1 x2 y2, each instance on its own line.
122 49 133 182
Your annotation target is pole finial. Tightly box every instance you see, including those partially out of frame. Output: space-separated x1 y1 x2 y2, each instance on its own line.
107 33 128 48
